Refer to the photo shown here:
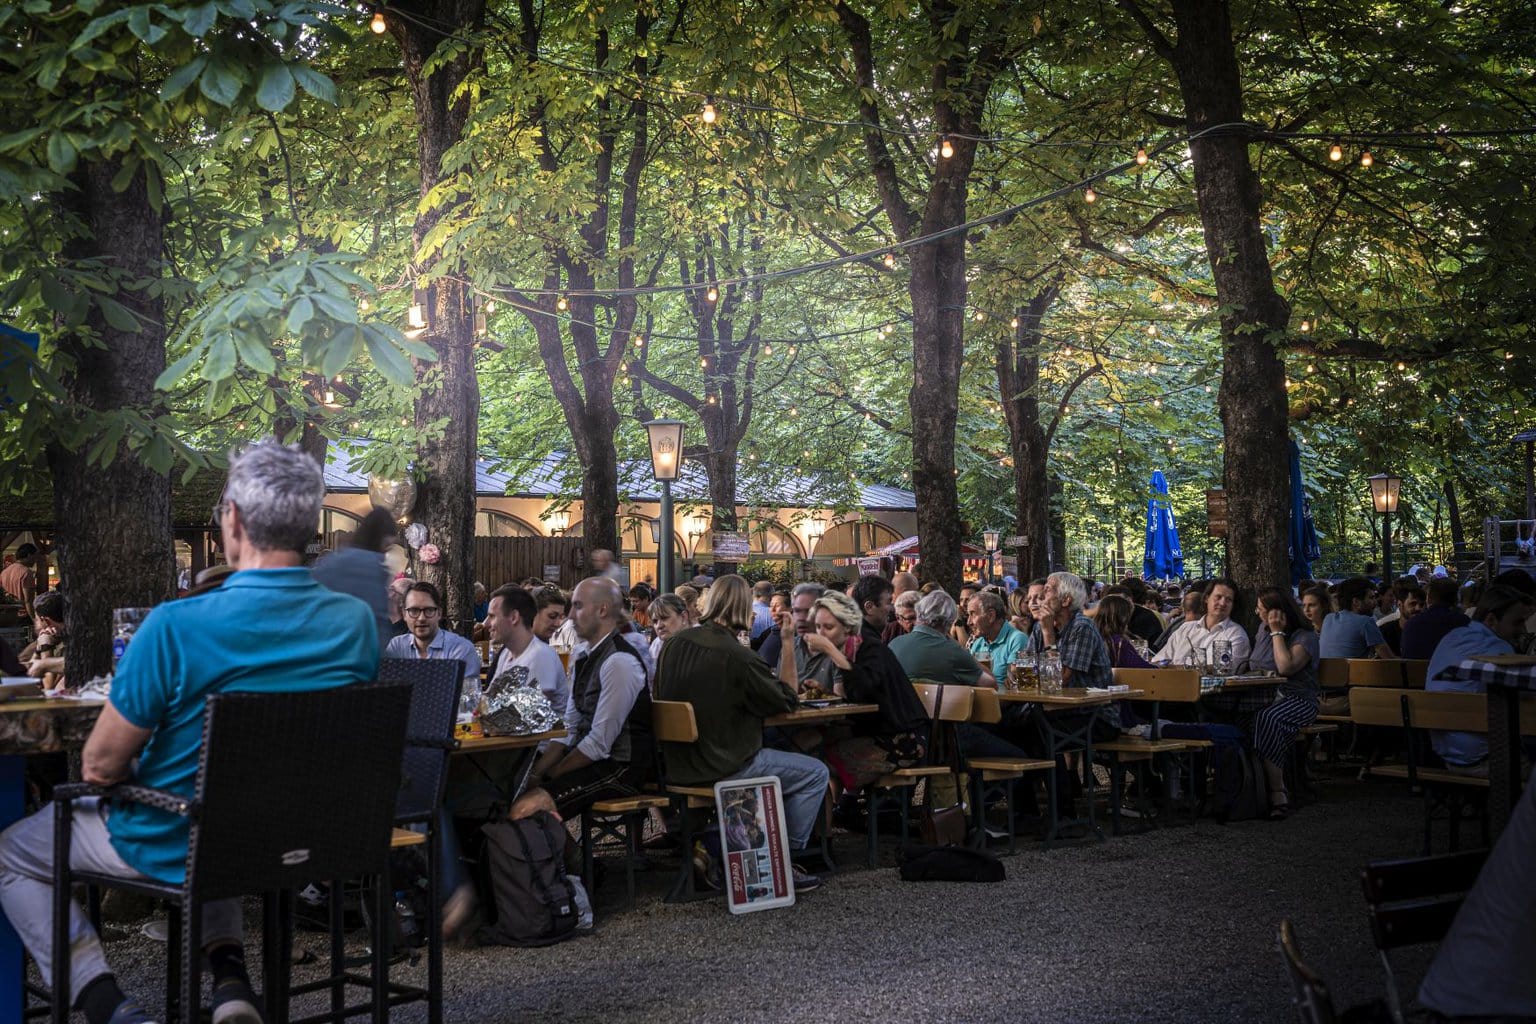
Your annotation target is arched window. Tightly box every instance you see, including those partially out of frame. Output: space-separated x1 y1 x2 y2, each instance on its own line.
811 520 901 558
476 510 541 538
319 506 361 537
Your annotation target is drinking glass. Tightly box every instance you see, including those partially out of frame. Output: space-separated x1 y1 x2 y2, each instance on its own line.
1211 639 1235 676
111 607 152 671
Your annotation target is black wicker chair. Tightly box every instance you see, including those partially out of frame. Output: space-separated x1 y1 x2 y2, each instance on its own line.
50 685 411 1024
287 660 462 1024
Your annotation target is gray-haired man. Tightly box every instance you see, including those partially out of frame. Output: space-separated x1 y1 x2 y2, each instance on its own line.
0 439 379 1024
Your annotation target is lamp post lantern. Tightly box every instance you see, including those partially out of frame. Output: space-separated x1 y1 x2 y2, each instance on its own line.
983 527 1001 583
1367 473 1402 585
644 419 684 594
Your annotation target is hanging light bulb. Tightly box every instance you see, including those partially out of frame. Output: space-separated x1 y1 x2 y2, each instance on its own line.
940 135 954 159
883 252 896 269
358 297 371 312
1299 319 1311 333
707 394 716 404
370 10 387 33
555 295 569 312
705 285 719 303
1084 186 1097 203
1360 149 1373 167
1135 144 1148 166
1146 324 1158 336
1010 317 1020 329
789 406 799 417
973 310 986 322
701 98 717 124
787 344 797 355
1328 141 1343 161
763 343 773 355
700 357 708 368
486 300 496 314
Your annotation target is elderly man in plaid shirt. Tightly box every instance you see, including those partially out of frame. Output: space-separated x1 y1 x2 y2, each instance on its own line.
1029 571 1121 739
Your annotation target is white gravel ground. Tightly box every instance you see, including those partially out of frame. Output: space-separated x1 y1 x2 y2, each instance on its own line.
87 773 1445 1023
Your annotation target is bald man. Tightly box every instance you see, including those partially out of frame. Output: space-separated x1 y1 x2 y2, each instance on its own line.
519 577 653 822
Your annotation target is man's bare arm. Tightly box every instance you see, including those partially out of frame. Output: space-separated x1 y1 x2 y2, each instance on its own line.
81 704 153 786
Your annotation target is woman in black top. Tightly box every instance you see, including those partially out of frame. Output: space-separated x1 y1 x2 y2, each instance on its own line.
812 589 928 791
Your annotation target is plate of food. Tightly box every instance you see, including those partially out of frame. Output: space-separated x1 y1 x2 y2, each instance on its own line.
797 685 842 707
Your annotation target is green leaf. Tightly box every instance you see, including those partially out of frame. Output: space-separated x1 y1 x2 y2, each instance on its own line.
202 333 236 381
45 132 76 175
181 2 218 37
155 344 206 390
255 64 295 112
160 57 207 102
289 64 337 106
319 325 361 378
363 327 416 387
39 275 75 315
0 127 44 153
310 291 358 324
286 295 314 334
97 296 139 332
234 330 277 374
199 59 244 107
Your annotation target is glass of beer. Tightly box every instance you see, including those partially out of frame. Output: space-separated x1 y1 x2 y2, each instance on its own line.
554 641 572 673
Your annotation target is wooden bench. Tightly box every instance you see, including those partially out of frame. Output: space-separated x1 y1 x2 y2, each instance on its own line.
963 687 1053 854
1350 687 1509 852
1104 669 1219 831
390 827 428 848
581 794 672 910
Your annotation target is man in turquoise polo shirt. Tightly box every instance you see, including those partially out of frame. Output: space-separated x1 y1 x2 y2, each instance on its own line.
0 439 378 1024
967 590 1026 675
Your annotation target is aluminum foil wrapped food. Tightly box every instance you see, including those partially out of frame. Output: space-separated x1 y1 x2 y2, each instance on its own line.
480 684 560 736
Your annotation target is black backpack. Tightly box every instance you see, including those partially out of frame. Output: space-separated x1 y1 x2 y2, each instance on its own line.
1208 728 1269 824
897 843 1006 883
477 812 581 947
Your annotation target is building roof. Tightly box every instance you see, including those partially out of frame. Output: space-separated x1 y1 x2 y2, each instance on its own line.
328 442 917 512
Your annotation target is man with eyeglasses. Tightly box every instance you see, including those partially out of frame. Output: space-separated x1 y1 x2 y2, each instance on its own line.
384 581 481 691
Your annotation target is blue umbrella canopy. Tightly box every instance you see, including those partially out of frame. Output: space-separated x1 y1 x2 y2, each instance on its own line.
1288 439 1322 583
1143 470 1185 581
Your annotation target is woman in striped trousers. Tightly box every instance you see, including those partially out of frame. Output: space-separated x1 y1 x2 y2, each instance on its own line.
1248 589 1321 819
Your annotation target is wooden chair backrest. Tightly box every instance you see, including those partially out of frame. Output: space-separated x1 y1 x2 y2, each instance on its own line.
651 700 699 743
1316 658 1351 688
969 686 1003 725
912 681 976 722
1348 659 1429 689
1111 667 1202 702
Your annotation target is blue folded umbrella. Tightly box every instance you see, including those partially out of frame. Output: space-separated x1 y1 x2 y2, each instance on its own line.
1288 439 1321 584
1144 470 1184 581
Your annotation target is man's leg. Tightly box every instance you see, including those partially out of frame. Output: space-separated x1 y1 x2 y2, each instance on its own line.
729 748 829 851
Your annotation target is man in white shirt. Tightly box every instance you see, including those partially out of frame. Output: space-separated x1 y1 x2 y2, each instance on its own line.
485 584 568 714
1154 577 1251 670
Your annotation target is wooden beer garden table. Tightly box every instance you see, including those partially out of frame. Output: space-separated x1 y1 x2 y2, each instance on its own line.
996 688 1145 843
1 695 107 1024
765 702 880 727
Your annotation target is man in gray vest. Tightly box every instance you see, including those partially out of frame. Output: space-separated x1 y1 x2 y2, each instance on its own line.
519 577 652 819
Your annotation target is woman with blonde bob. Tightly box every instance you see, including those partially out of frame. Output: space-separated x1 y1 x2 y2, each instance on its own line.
807 588 927 795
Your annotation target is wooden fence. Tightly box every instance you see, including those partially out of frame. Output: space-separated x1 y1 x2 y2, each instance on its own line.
474 536 587 590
